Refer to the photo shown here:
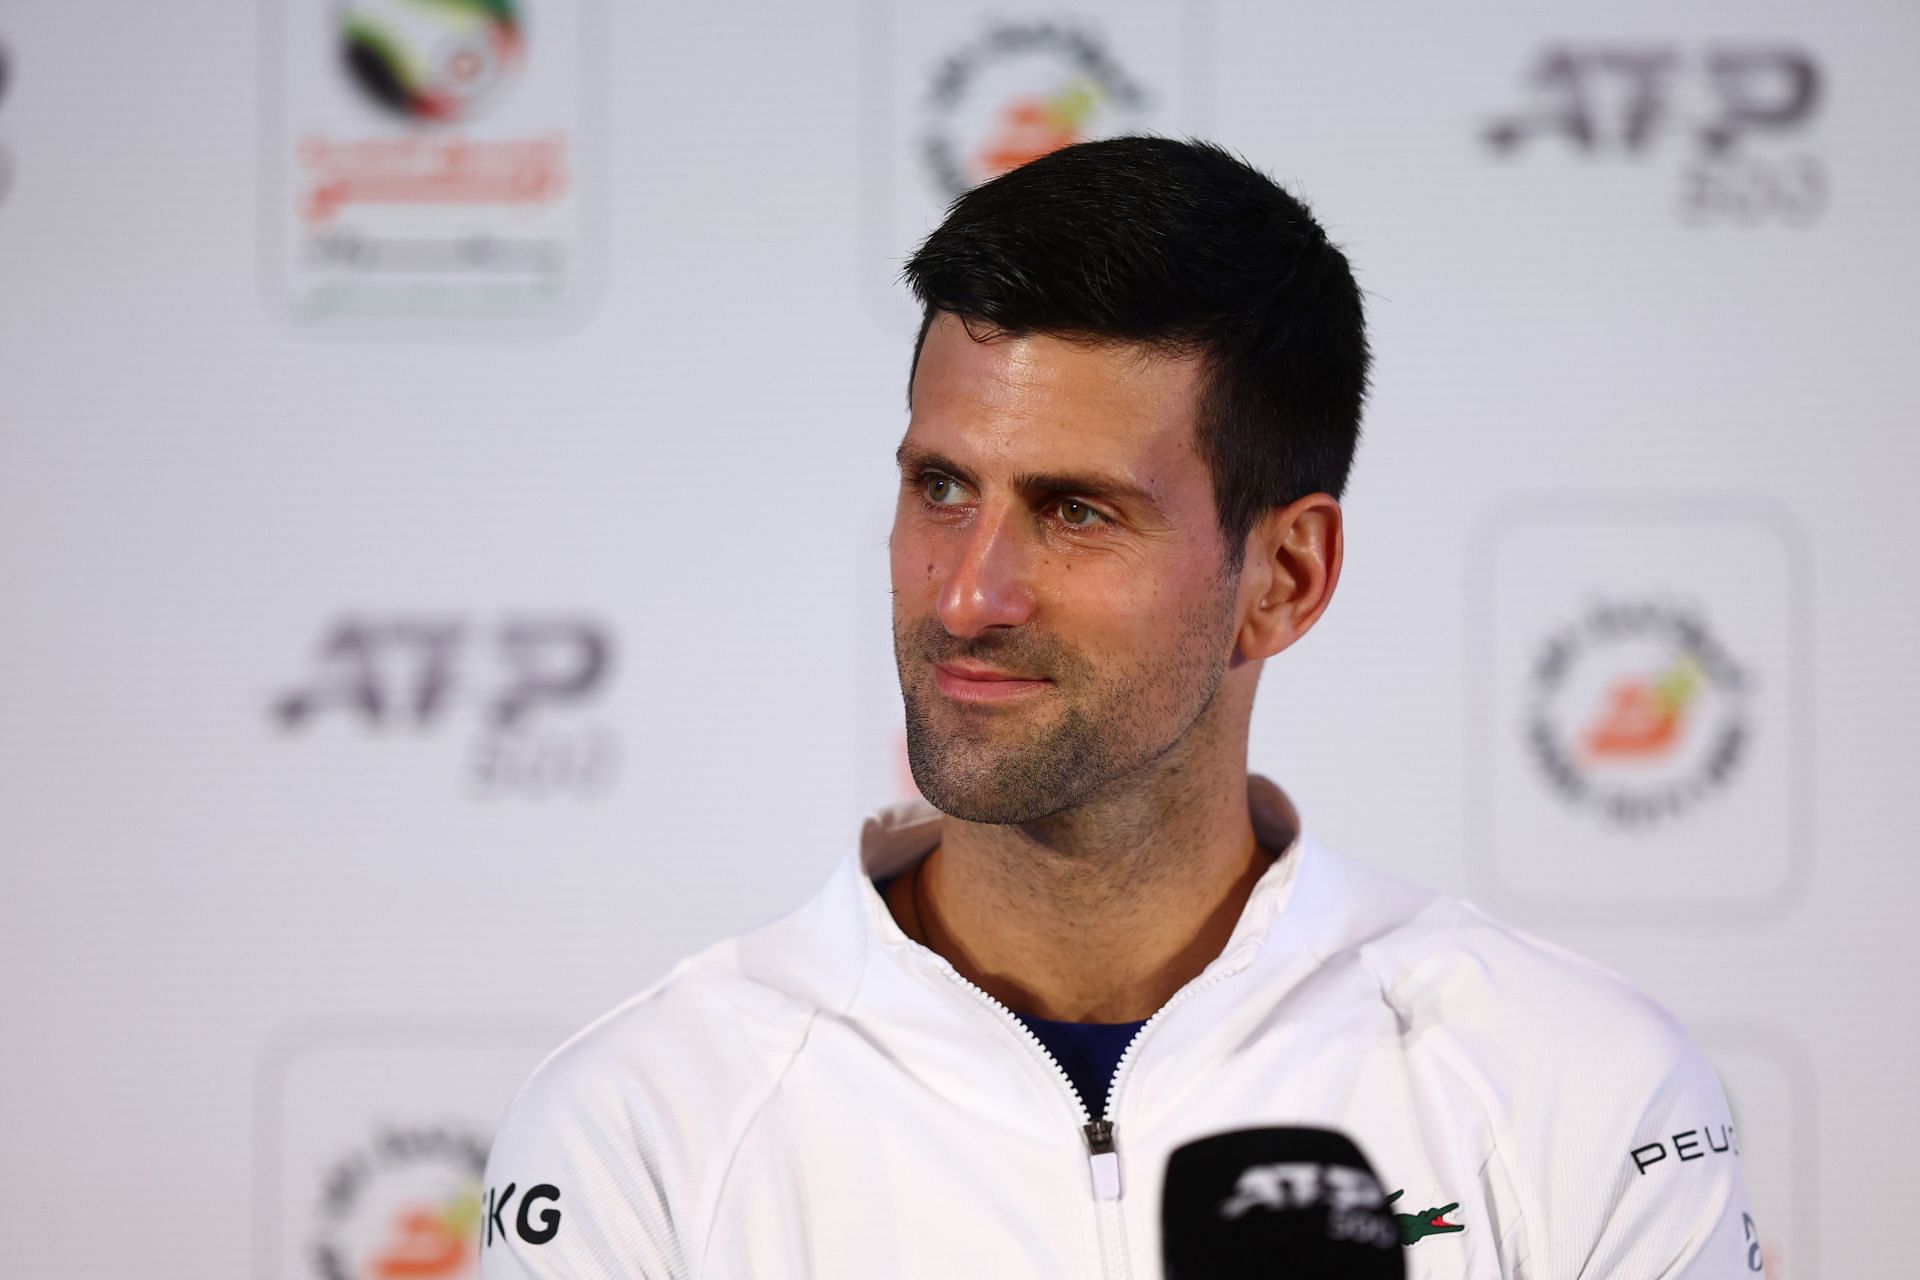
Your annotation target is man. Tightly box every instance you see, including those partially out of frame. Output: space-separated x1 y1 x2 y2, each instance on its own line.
480 138 1765 1278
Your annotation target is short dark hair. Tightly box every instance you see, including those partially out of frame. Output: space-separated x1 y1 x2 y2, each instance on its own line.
903 136 1369 577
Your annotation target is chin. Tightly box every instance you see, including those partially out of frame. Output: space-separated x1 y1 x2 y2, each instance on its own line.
904 747 1076 825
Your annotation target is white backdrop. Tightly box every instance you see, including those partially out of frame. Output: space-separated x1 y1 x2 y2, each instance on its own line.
1 1 1916 1276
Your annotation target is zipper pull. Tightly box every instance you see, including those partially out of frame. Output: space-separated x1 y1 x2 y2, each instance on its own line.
1082 1119 1122 1201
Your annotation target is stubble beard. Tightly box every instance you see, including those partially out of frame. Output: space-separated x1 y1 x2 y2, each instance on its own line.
893 569 1240 825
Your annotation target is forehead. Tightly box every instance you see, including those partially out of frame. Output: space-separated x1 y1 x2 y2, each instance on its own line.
906 314 1207 486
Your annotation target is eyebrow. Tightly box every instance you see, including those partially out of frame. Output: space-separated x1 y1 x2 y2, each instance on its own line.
894 442 1165 517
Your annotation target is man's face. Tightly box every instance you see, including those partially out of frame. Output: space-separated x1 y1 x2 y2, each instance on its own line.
890 312 1244 825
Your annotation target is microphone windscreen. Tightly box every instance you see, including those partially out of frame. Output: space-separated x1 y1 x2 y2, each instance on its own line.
1161 1127 1406 1279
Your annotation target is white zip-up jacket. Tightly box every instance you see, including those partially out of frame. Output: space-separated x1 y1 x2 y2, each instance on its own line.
479 775 1766 1278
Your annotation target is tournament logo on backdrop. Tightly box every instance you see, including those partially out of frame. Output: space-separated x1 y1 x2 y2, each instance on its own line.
313 1124 488 1280
863 5 1205 332
1526 600 1750 826
921 21 1150 199
1482 44 1826 226
259 1024 563 1280
1470 499 1805 920
265 0 602 324
270 613 622 798
340 0 524 124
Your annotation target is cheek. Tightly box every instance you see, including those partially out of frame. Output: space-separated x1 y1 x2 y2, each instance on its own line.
1053 567 1146 631
904 516 942 561
887 525 938 590
1100 578 1192 647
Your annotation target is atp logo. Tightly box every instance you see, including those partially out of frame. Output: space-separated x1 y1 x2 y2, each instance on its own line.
1215 1165 1464 1250
1484 44 1826 225
272 613 622 798
1218 1161 1385 1219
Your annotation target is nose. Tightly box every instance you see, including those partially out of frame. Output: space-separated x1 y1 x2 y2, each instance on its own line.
933 501 1038 638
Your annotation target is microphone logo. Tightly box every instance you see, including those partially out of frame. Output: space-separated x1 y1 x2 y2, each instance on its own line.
1218 1162 1386 1219
1164 1127 1418 1274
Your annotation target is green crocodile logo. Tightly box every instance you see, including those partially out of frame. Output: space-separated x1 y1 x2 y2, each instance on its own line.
1386 1190 1465 1244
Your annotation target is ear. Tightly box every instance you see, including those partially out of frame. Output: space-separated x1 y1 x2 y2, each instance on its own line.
1234 494 1344 662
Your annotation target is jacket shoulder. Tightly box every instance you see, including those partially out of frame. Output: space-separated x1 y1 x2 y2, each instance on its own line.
1350 878 1750 1276
480 883 865 1278
1375 892 1703 1086
513 856 868 1120
1285 844 1695 1083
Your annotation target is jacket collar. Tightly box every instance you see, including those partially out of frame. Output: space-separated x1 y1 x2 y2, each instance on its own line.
768 773 1324 1132
851 770 1310 961
718 772 1441 1137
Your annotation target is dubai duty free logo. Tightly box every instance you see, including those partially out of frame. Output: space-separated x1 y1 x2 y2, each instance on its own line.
339 0 525 123
301 0 555 279
269 0 598 323
1525 600 1751 826
920 21 1150 199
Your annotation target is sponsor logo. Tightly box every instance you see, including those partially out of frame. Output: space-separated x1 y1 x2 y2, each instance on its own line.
482 1182 563 1249
268 0 600 322
864 10 1198 331
1526 601 1749 826
272 613 621 798
340 0 524 123
1216 1162 1404 1251
1629 1122 1741 1175
1218 1161 1385 1218
1484 44 1826 226
1472 501 1808 920
1742 1212 1767 1273
921 21 1150 198
313 1124 489 1280
1696 1029 1813 1278
1384 1190 1466 1245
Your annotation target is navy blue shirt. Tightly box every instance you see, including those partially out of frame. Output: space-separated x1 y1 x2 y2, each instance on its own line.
1013 1009 1147 1120
877 874 1149 1119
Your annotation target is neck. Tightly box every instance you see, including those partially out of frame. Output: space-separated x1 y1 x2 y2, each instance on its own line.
888 769 1279 1023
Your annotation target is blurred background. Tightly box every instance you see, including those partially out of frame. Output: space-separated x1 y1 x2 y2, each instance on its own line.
1 0 1915 1275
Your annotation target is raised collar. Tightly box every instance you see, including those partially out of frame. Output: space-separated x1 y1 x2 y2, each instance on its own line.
852 771 1310 962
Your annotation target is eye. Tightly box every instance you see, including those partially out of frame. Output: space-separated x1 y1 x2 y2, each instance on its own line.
920 471 964 506
1056 498 1109 529
910 470 1113 529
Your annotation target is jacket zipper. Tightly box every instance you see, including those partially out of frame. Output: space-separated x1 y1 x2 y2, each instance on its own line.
927 946 1258 1279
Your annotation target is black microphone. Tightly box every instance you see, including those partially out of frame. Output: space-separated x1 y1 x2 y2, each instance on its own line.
1161 1127 1406 1278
